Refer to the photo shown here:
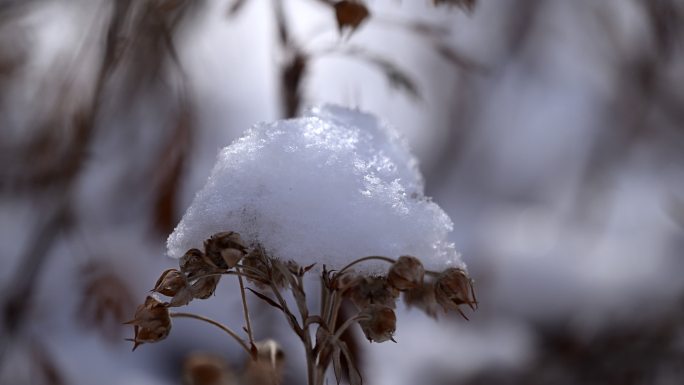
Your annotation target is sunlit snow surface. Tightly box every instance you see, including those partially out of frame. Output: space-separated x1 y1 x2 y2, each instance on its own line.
167 105 463 272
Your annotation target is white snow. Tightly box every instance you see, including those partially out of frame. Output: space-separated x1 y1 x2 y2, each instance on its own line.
167 105 463 272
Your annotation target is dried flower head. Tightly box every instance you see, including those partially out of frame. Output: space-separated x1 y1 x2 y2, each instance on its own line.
403 282 440 319
434 267 477 316
153 268 194 307
387 255 424 291
204 231 247 269
348 276 399 309
358 304 396 343
179 248 222 300
180 248 216 279
125 295 171 350
153 268 186 297
241 247 288 288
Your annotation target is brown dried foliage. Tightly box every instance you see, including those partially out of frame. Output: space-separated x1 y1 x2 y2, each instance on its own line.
129 232 476 385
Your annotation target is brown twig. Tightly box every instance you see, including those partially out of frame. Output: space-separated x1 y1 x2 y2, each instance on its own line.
237 267 256 351
169 312 252 356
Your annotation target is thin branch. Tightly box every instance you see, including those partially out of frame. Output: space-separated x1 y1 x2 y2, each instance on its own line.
332 314 367 342
337 255 396 274
169 312 252 356
269 280 304 336
237 267 256 351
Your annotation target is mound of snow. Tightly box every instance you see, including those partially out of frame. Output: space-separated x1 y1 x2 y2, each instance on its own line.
167 105 463 272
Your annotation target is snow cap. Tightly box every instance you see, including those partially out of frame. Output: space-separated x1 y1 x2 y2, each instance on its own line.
167 105 463 272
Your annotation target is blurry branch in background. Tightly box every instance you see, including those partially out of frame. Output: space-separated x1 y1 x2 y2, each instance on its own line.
457 296 684 385
78 261 136 342
0 0 131 368
570 0 684 227
229 0 480 118
0 0 200 373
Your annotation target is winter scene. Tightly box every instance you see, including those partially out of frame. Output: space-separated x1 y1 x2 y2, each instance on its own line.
1 1 683 385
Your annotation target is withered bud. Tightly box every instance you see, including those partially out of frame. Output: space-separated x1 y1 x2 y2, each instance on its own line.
403 282 440 319
180 249 215 279
153 268 194 307
269 259 294 289
358 304 396 343
348 276 399 309
434 268 477 317
387 255 424 291
125 295 171 350
153 269 186 297
331 270 360 292
240 248 286 288
190 276 221 300
179 249 222 300
204 232 247 269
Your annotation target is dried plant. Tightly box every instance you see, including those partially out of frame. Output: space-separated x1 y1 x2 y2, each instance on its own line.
128 232 477 385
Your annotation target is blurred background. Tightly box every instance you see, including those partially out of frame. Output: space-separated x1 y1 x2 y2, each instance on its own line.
1 0 684 384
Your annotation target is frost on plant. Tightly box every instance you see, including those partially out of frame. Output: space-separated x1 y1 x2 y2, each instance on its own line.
128 105 476 385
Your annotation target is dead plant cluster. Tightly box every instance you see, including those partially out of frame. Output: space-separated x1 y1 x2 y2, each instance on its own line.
127 232 477 385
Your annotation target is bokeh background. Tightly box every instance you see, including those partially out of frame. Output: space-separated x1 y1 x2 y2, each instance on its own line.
2 0 684 384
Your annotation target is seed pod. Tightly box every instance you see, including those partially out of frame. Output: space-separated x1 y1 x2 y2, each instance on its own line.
179 249 214 279
125 296 171 350
153 268 194 307
179 249 222 300
348 276 399 309
358 304 396 343
387 255 424 291
153 269 186 297
434 267 476 317
240 247 284 288
204 232 247 269
403 281 440 319
190 275 221 300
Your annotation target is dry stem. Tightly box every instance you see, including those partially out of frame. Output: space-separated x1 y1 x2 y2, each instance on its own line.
170 312 252 356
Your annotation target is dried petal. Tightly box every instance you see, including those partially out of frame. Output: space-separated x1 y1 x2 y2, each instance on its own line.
358 304 396 343
204 231 247 269
169 286 195 307
434 267 476 317
190 275 221 300
348 276 399 309
125 296 171 350
387 255 424 291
